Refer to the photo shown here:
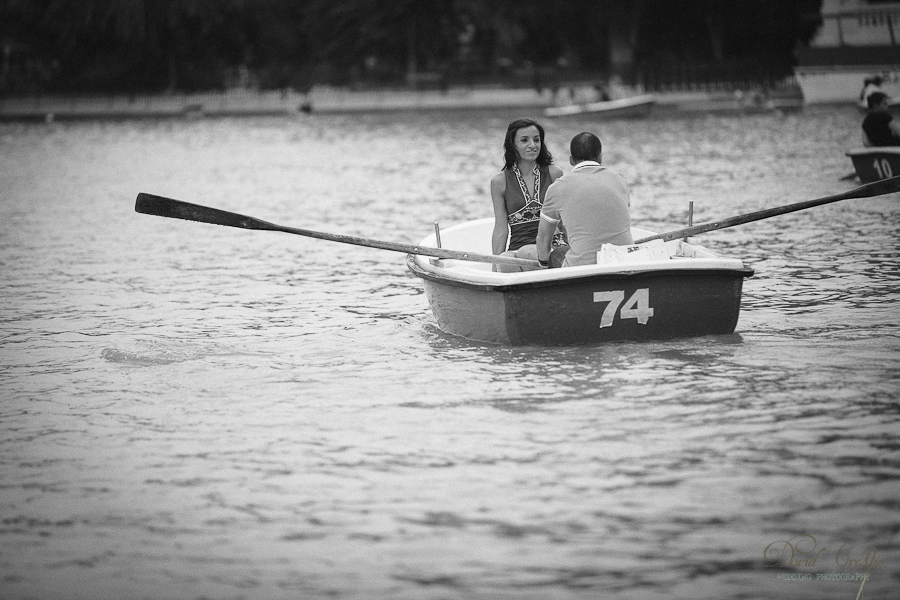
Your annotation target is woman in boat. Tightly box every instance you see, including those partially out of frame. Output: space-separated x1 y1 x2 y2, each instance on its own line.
859 76 883 110
490 118 564 272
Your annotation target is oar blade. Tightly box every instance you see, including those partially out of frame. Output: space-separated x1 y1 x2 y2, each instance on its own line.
851 174 900 198
135 193 277 231
135 193 540 267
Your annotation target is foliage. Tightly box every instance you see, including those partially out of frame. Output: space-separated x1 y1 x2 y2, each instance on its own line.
0 0 822 94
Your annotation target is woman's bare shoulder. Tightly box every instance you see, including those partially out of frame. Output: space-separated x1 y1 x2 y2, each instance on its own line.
549 165 564 180
490 170 507 192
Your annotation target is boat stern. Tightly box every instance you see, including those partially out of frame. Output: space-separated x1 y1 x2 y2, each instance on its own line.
406 220 753 346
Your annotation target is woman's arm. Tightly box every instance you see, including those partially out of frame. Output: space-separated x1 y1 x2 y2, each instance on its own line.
535 217 556 265
490 173 509 255
547 165 566 241
548 165 564 183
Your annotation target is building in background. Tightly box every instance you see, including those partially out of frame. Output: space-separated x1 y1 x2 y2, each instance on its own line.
794 0 900 104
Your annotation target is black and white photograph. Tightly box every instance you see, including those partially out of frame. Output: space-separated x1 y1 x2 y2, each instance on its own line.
1 1 898 598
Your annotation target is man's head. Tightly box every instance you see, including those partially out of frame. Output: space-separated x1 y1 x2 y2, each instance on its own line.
867 91 890 111
569 132 602 165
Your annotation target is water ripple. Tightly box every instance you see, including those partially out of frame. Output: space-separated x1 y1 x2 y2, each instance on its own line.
1 109 898 599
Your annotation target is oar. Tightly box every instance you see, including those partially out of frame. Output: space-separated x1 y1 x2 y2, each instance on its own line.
134 193 540 268
634 175 900 244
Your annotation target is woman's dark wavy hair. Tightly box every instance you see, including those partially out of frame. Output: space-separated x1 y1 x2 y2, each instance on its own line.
502 118 553 170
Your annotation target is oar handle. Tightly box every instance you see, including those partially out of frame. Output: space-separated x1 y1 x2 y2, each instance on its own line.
135 193 540 268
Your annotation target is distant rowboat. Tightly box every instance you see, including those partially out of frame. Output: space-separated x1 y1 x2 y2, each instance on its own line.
846 147 900 183
544 94 656 119
407 218 753 346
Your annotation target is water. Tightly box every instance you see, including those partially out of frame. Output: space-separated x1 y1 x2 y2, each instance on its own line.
1 106 898 600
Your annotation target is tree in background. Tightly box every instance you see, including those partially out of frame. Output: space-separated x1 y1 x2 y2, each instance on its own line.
0 0 822 95
634 0 821 88
1 0 249 92
298 0 475 88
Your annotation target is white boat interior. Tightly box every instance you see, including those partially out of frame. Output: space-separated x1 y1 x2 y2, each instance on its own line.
412 218 749 286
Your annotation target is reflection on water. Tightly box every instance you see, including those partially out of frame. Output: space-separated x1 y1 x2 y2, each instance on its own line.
1 107 898 599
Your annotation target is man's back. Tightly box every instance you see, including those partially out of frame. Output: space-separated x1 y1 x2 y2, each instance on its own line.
541 164 633 267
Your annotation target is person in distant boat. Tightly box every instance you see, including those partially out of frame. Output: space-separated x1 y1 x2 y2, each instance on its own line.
862 92 900 147
859 76 883 110
490 118 565 272
535 132 633 268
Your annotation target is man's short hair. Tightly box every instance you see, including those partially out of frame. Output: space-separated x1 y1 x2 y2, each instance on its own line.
570 132 602 162
868 91 889 110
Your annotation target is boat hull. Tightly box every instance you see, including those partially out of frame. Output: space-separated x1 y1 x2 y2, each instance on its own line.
846 147 900 183
544 95 655 119
410 259 750 346
407 219 753 346
794 64 900 105
791 0 900 105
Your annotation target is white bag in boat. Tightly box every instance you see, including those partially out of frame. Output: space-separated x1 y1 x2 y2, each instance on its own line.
597 239 669 264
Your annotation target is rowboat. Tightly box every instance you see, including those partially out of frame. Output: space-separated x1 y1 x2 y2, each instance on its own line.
135 179 899 346
544 94 656 119
406 218 754 346
846 147 900 183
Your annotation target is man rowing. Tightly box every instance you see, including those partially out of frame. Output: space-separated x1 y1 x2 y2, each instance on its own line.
862 92 900 147
535 132 633 268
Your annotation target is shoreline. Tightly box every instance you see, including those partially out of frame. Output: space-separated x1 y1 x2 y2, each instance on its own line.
0 86 806 122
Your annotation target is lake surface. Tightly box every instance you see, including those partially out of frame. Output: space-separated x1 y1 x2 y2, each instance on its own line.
1 106 898 600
